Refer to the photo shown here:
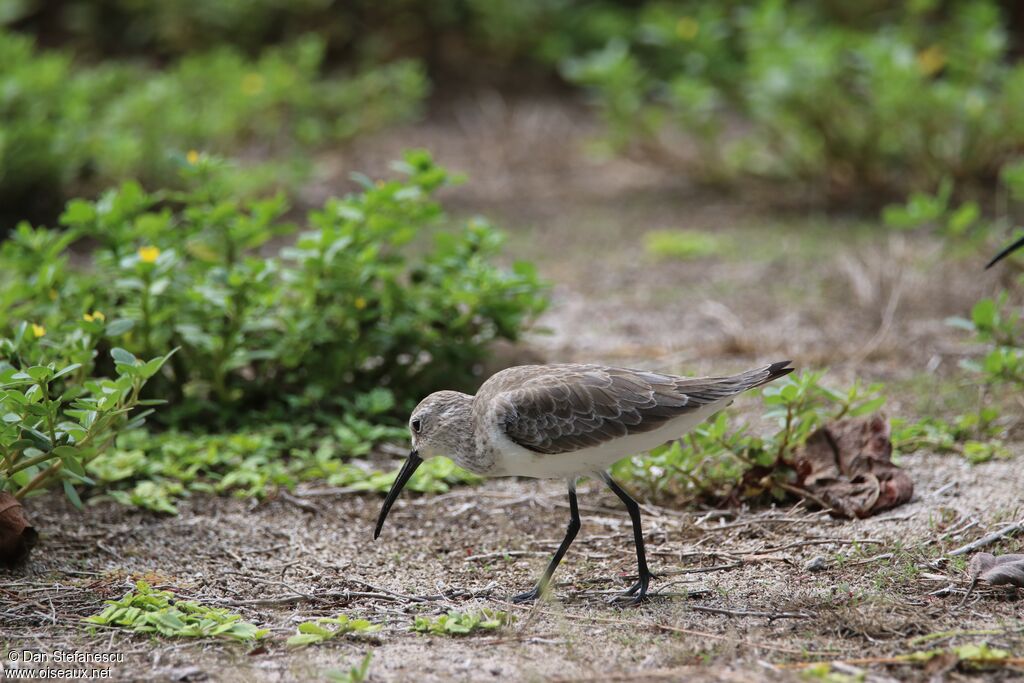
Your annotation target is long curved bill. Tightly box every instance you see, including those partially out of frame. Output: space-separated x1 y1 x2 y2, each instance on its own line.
986 234 1024 269
373 450 422 539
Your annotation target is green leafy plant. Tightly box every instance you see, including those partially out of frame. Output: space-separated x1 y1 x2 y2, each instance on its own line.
0 321 172 504
3 151 532 509
3 150 547 427
325 653 374 683
86 418 480 514
952 295 1024 388
881 179 991 247
942 286 1023 457
84 580 268 641
287 615 381 647
412 609 512 636
891 411 1004 463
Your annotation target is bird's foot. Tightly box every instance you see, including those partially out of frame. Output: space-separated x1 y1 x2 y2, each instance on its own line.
511 585 545 603
608 571 654 605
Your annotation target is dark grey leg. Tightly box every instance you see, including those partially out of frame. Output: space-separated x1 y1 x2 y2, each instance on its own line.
599 471 654 603
512 479 580 603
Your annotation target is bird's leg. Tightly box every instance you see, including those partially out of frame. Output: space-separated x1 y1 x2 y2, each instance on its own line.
599 471 655 604
512 479 579 603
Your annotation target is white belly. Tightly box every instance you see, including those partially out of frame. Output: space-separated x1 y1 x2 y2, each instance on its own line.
487 405 722 479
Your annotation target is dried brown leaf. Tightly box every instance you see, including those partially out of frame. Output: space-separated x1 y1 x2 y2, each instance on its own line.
0 491 37 566
794 414 913 518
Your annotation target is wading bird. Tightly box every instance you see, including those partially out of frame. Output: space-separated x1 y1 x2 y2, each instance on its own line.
374 361 793 603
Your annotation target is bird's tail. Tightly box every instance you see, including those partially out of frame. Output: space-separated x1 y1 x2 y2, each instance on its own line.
735 360 794 390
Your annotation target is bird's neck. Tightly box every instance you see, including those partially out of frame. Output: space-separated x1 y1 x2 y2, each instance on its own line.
439 393 477 464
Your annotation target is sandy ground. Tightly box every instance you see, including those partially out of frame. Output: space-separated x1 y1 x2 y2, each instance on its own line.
4 454 1023 682
3 94 1023 682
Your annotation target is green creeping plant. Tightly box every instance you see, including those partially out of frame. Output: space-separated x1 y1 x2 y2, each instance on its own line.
84 580 267 642
412 609 513 636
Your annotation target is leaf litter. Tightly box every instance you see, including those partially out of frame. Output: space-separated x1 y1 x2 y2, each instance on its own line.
795 414 914 518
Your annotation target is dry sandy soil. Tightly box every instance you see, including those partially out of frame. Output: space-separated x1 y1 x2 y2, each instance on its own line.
3 94 1023 682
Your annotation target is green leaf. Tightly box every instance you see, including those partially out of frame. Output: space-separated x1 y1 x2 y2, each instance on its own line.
105 319 135 336
63 480 84 510
971 299 997 329
111 348 138 366
60 199 97 225
286 634 322 647
26 366 53 382
298 622 332 636
139 357 167 380
849 396 886 416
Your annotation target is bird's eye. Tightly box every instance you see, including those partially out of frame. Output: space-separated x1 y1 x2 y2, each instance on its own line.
411 418 422 433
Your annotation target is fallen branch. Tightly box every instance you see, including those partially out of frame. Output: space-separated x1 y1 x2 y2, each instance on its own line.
948 519 1024 556
688 605 810 620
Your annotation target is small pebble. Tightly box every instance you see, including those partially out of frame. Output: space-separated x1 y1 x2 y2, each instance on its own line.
804 555 828 572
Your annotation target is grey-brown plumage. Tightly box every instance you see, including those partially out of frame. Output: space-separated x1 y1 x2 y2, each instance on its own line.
477 361 793 456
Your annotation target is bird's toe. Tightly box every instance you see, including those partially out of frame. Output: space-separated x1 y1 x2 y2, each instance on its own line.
511 587 543 603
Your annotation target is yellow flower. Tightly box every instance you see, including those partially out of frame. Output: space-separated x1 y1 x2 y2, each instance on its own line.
31 323 46 338
676 17 699 41
917 45 946 76
186 149 200 165
83 310 105 323
354 297 367 310
241 72 265 96
138 246 161 264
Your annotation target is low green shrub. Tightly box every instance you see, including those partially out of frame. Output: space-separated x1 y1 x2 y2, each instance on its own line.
2 151 548 427
4 0 565 78
563 0 1024 203
0 29 425 222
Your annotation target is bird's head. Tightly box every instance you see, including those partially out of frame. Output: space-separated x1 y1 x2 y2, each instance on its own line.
373 390 472 539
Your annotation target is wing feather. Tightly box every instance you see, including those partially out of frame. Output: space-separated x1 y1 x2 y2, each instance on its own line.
476 362 793 456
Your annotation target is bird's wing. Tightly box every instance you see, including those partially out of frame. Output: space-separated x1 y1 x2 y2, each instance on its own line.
485 362 791 456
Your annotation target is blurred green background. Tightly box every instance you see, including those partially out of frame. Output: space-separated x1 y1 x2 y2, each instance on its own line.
5 0 1024 221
